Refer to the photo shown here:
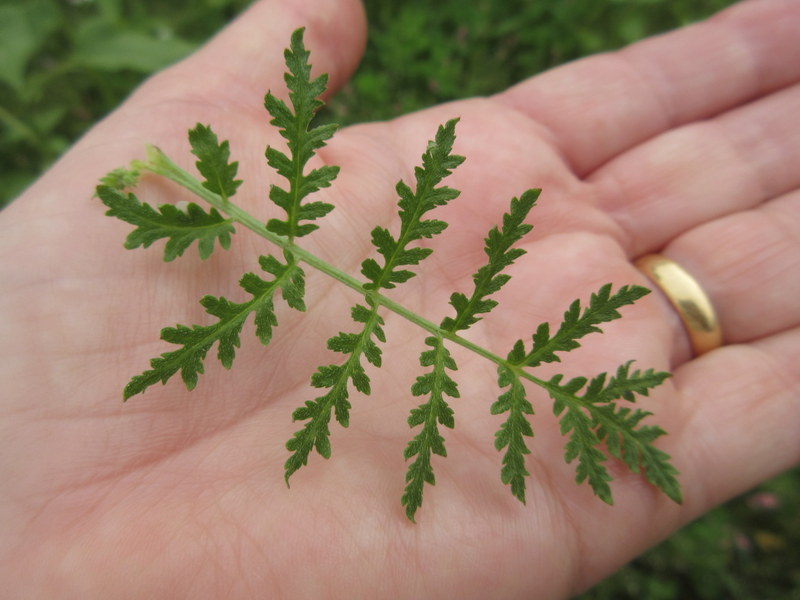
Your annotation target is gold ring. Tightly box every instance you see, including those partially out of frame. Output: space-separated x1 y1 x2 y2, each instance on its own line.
635 254 722 356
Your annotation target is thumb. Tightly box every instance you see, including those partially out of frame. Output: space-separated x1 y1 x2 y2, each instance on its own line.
140 0 367 107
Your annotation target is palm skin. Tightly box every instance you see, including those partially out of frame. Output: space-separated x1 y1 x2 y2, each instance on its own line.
1 0 798 598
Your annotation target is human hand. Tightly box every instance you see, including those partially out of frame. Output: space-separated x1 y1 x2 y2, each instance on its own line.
1 0 798 598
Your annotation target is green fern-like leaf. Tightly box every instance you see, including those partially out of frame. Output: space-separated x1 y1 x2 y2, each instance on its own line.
492 366 534 504
495 289 673 505
284 304 385 481
584 362 671 404
402 335 458 521
401 190 538 518
361 118 465 290
123 255 303 399
188 123 243 200
102 27 681 523
441 189 539 332
286 118 465 485
264 28 337 239
543 363 677 504
99 166 140 190
522 284 651 367
549 375 615 504
595 403 683 503
97 184 235 261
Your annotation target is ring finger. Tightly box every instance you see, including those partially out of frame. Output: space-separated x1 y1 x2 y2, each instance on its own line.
655 189 800 353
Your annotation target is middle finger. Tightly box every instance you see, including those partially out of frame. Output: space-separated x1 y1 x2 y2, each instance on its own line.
588 83 800 256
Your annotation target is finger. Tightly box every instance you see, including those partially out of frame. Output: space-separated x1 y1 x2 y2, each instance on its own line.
657 190 800 350
133 0 366 108
589 81 800 254
670 327 800 514
496 0 800 176
567 325 800 594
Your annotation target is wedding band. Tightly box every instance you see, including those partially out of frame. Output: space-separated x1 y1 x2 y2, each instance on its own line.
635 254 722 356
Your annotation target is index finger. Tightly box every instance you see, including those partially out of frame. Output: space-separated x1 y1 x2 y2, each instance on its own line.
131 0 366 111
496 0 800 176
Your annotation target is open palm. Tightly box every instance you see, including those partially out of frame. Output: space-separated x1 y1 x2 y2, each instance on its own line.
1 1 798 598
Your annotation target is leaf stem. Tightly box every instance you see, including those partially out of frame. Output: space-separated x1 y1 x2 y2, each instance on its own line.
138 147 549 384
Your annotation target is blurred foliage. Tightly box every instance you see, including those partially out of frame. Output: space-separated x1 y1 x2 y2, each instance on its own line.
577 468 800 600
0 0 252 204
2 1 799 597
327 0 739 122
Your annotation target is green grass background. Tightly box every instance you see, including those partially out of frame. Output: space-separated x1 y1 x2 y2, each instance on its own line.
2 0 798 597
